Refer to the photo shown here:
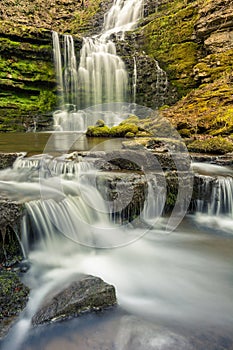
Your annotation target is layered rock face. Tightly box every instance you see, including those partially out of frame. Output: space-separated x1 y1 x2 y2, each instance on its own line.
0 0 233 135
195 0 233 54
0 0 102 131
143 0 233 137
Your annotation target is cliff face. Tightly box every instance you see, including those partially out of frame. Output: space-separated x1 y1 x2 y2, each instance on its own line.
0 0 232 136
142 0 233 137
0 0 102 131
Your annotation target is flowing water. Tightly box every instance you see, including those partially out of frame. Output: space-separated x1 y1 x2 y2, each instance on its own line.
52 0 168 131
0 154 233 350
52 0 144 130
192 162 233 234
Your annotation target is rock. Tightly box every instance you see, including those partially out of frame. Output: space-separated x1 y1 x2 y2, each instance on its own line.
187 137 233 155
195 0 233 45
88 150 191 172
96 173 147 222
32 275 117 325
0 270 29 339
204 31 233 53
0 200 24 266
0 153 18 170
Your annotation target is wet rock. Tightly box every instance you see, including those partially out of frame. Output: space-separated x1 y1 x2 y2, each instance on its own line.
96 173 147 222
0 270 29 339
32 275 117 326
0 200 24 265
0 153 18 170
87 150 191 172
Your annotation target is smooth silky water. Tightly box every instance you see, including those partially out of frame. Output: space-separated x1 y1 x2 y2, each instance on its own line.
0 153 233 350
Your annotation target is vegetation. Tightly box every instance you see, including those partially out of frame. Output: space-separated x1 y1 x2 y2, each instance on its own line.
142 0 200 96
0 271 29 320
187 137 233 154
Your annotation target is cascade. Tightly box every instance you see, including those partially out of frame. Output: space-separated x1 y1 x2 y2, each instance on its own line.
191 162 233 233
195 175 233 218
133 57 137 103
53 0 168 131
1 155 233 349
52 32 79 108
141 177 166 225
155 60 168 103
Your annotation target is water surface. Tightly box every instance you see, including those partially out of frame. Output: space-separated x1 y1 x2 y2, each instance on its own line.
0 132 122 156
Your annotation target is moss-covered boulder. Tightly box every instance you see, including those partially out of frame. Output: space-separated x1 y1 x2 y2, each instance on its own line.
0 270 29 339
86 122 140 137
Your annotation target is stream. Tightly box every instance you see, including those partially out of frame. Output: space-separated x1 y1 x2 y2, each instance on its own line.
0 150 233 350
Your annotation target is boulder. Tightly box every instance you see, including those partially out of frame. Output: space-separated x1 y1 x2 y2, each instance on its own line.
0 153 18 170
0 200 24 266
32 275 117 325
0 270 29 339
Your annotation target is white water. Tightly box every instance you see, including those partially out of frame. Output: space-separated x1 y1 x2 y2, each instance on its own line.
1 155 233 350
52 0 146 130
192 163 233 234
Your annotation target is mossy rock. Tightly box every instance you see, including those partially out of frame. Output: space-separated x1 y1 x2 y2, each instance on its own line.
125 132 135 138
143 0 199 97
86 125 111 137
95 119 105 127
0 270 29 320
86 123 139 137
109 123 138 137
178 128 192 138
187 137 233 154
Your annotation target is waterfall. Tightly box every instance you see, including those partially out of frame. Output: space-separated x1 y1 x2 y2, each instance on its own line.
133 57 137 103
155 60 168 104
103 0 144 35
191 162 233 234
52 0 145 131
195 175 233 218
52 31 64 107
141 177 166 225
77 37 128 107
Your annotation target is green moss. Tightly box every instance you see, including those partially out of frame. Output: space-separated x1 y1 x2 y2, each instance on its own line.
69 0 102 34
125 132 135 138
0 271 29 319
178 128 192 138
86 123 139 137
38 90 57 112
0 20 50 41
0 57 55 83
143 0 199 97
86 125 111 137
0 51 56 130
110 123 138 137
187 137 233 154
193 50 233 84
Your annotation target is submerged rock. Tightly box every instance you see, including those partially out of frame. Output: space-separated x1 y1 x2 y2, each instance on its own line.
32 275 117 325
